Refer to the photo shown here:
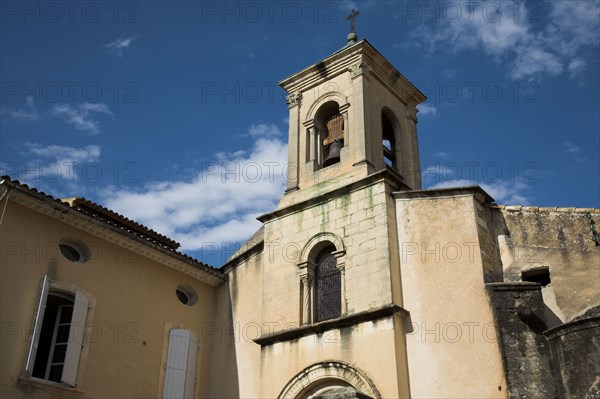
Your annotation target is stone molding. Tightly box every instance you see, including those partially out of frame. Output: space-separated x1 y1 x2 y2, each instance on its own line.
405 105 418 123
493 205 600 214
304 92 350 124
348 61 371 79
259 170 405 223
300 232 346 262
278 361 381 399
286 92 302 108
6 189 224 286
254 304 407 346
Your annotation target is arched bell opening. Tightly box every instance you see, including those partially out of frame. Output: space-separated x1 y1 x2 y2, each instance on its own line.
314 101 344 169
381 107 402 173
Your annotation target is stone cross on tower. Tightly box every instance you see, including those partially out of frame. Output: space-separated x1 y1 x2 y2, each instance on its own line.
346 9 360 34
346 9 360 44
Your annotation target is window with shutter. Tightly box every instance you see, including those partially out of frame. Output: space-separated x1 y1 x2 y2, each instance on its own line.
163 329 199 399
26 276 89 387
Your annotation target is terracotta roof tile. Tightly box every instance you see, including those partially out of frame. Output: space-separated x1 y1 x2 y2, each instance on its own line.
0 175 222 276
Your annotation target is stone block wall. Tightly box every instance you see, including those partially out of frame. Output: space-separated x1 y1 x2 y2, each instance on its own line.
487 283 559 398
491 206 600 321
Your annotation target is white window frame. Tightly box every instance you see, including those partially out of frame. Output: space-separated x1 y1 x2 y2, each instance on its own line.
45 303 73 380
25 275 89 387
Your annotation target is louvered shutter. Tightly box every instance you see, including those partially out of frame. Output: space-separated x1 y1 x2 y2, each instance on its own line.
25 275 50 375
183 332 199 398
61 291 88 386
163 329 198 399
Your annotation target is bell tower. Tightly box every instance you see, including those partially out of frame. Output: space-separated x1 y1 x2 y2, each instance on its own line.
252 27 430 398
278 34 426 208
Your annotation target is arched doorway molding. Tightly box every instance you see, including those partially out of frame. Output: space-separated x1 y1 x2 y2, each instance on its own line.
278 361 380 399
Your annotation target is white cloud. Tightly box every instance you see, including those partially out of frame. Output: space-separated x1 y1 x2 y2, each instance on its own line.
104 35 137 57
429 178 532 205
422 162 466 182
101 124 288 258
510 46 564 79
423 159 532 204
0 96 39 122
411 1 600 80
559 141 587 164
547 1 600 57
247 123 283 138
1 143 101 187
52 103 113 134
25 143 101 162
433 151 451 160
558 141 581 154
417 103 438 117
568 58 586 79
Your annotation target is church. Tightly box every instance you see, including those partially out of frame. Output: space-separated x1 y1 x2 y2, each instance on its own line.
1 25 599 399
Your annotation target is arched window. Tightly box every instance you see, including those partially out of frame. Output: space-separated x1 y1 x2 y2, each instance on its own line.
382 112 396 168
299 234 346 325
315 245 341 322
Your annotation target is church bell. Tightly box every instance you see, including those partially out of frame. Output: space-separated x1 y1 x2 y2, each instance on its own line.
323 141 343 167
322 114 344 167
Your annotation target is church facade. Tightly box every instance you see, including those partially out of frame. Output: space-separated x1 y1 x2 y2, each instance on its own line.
1 37 599 398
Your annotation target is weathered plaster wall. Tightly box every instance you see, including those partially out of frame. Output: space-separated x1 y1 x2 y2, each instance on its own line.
492 206 600 321
254 178 408 397
264 180 395 326
396 191 507 398
208 250 264 398
259 317 403 398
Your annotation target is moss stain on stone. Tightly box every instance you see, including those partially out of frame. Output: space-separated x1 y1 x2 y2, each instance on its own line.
341 192 350 218
296 210 303 230
320 202 330 229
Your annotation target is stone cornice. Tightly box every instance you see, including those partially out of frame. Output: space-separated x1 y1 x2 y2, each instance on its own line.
493 205 600 214
4 186 225 287
393 185 495 205
254 304 408 346
278 44 362 93
278 39 425 107
258 169 407 223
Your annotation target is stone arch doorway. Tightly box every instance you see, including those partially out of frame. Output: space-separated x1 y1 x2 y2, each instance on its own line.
278 361 380 399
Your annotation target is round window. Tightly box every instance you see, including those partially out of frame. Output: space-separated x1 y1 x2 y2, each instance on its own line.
59 240 89 263
175 285 197 306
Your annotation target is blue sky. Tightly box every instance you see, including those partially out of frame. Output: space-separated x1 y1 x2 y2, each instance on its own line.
1 1 599 265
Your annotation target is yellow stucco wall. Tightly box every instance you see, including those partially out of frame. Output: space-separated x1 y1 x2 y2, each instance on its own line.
0 199 217 398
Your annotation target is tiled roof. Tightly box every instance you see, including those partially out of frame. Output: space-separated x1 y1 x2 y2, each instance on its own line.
0 175 223 277
63 197 181 250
